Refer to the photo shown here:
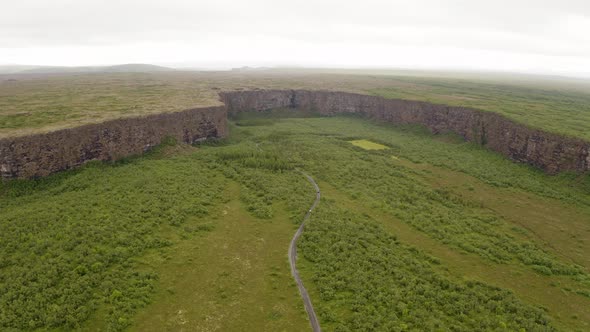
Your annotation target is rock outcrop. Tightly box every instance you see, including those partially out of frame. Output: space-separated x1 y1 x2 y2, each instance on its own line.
0 107 227 179
1 89 587 179
220 90 590 174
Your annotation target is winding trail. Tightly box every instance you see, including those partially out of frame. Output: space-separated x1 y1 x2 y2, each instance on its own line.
289 171 322 332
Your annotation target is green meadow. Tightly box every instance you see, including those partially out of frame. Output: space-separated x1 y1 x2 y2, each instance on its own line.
1 111 589 331
349 139 389 150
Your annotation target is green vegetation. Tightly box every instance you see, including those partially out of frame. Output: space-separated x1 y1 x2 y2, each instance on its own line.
129 181 310 332
0 144 228 330
299 202 555 331
349 139 389 150
0 138 312 331
1 111 589 331
2 70 590 140
229 113 590 330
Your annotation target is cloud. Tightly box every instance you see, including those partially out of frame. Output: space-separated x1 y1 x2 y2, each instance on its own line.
1 0 589 76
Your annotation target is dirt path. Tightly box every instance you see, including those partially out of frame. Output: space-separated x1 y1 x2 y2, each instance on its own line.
288 171 321 332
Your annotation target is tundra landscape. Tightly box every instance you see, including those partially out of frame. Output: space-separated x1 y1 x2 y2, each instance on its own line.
0 69 589 332
2 0 590 331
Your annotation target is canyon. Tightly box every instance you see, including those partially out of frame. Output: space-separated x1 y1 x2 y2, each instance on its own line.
222 90 590 174
1 89 588 179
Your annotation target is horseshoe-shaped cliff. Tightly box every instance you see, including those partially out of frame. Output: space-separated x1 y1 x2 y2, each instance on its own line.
1 89 588 179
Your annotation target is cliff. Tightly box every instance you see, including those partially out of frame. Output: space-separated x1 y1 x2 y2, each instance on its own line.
0 107 227 179
2 89 587 179
220 90 590 174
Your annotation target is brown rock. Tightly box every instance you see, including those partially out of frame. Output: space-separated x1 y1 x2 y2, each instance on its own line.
0 107 227 179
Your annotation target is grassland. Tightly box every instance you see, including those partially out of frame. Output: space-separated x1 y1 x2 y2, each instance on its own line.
1 111 589 331
0 139 312 331
2 69 590 140
349 139 389 150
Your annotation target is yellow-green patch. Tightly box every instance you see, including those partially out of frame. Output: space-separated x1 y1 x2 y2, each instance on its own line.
349 139 388 150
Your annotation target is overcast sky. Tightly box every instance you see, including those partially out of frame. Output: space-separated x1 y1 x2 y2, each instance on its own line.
1 0 590 76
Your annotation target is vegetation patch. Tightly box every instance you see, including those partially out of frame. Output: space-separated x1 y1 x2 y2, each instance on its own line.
349 139 389 150
299 201 556 331
0 148 226 331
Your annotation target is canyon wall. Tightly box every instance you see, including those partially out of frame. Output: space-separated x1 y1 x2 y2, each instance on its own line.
220 90 590 174
2 89 587 179
0 107 227 179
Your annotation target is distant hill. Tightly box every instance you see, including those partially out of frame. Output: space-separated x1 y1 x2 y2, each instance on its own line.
0 65 44 74
0 63 173 74
101 64 173 73
231 66 272 72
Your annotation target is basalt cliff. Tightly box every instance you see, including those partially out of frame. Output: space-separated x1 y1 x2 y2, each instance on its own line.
0 107 227 178
221 90 590 174
1 89 588 179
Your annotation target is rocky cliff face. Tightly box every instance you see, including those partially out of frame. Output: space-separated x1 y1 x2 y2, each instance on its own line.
2 89 587 179
220 90 590 174
0 107 227 179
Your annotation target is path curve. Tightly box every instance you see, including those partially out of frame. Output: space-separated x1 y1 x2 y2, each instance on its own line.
289 171 322 332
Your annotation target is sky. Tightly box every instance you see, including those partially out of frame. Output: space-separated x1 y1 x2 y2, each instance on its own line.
1 0 590 76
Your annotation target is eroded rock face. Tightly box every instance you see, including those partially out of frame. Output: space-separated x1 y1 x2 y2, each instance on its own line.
0 107 227 179
220 90 590 174
221 89 294 113
2 89 588 179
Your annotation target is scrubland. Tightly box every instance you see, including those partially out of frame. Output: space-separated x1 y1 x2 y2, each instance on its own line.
1 110 589 331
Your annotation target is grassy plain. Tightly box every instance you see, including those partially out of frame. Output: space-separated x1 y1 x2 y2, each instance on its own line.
349 139 389 150
129 185 309 332
1 111 589 331
1 69 590 140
